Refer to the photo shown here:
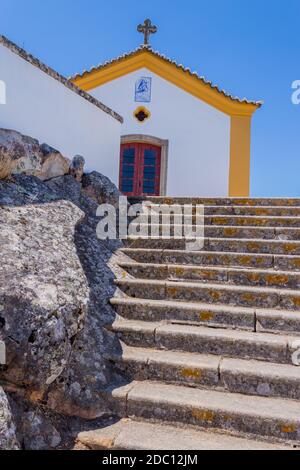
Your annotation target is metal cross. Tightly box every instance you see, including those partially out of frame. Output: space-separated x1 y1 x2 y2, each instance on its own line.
137 19 157 46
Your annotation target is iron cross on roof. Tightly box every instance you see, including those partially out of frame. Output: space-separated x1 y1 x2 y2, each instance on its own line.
137 19 157 46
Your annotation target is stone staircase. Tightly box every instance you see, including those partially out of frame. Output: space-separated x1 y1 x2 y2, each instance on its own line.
77 198 300 450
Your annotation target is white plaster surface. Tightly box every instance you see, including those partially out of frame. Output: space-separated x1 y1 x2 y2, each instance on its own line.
91 68 231 196
0 44 122 183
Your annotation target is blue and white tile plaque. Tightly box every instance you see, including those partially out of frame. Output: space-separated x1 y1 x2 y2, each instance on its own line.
135 77 152 103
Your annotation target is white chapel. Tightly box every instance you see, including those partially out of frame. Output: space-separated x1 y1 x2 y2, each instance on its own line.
72 19 262 198
0 20 262 198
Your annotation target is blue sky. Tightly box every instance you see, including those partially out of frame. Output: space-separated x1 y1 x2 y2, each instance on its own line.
1 0 300 196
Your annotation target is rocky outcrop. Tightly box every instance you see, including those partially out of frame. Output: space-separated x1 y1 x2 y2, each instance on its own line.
0 171 124 448
0 129 70 180
0 200 89 400
0 387 19 450
0 122 126 448
39 143 70 181
0 128 42 176
82 171 121 207
44 175 123 419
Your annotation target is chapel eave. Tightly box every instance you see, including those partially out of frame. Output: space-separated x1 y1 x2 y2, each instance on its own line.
71 47 263 117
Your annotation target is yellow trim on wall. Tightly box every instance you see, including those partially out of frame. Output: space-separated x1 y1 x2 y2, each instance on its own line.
229 116 251 197
72 50 259 117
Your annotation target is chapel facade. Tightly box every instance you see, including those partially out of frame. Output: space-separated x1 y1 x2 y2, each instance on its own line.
72 20 262 198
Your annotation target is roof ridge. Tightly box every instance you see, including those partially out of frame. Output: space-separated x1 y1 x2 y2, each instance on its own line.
70 46 263 108
0 34 123 123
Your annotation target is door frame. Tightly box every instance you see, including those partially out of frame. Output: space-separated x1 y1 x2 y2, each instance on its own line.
121 134 169 196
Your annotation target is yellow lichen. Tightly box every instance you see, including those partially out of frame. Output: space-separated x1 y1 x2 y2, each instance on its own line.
210 291 221 300
164 198 173 206
192 409 214 422
224 228 238 237
241 293 255 302
281 424 296 434
265 274 289 285
181 368 202 379
168 287 179 296
238 256 252 266
199 311 214 321
174 267 185 277
291 297 300 308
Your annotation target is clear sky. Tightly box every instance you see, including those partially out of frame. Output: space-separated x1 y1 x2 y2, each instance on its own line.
1 0 300 196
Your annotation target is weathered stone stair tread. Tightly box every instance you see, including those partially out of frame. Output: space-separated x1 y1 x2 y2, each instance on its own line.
114 381 300 443
77 419 290 450
111 319 297 364
112 345 300 399
140 204 300 216
119 261 300 288
135 214 300 227
205 216 300 227
111 296 300 335
124 236 300 255
116 277 300 295
115 278 300 310
129 224 300 240
129 196 300 207
206 206 300 216
120 248 300 270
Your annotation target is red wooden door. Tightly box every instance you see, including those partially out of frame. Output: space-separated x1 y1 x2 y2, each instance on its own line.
119 143 161 196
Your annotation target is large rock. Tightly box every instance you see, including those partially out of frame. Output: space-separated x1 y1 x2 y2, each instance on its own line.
0 128 42 177
0 128 70 180
0 387 19 450
45 175 123 418
39 144 70 181
82 171 121 207
0 200 89 400
0 173 124 422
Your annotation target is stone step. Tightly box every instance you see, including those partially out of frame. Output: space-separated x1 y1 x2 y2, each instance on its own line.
129 224 300 240
137 205 300 217
131 214 300 227
207 206 300 216
76 418 290 450
124 237 300 255
111 319 298 364
111 381 300 444
111 297 300 335
120 248 300 271
111 345 300 400
120 261 300 289
115 278 300 310
206 215 300 227
129 196 300 207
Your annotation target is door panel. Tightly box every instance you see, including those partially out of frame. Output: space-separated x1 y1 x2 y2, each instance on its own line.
119 144 138 196
120 143 161 197
141 145 161 196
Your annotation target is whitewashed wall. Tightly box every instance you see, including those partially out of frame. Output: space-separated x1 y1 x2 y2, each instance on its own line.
0 43 122 183
91 68 231 197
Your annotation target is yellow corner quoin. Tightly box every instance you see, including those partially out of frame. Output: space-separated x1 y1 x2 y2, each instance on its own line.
229 116 252 197
72 48 262 197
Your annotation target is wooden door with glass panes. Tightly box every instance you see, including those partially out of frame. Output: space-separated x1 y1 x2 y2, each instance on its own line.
119 143 161 196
